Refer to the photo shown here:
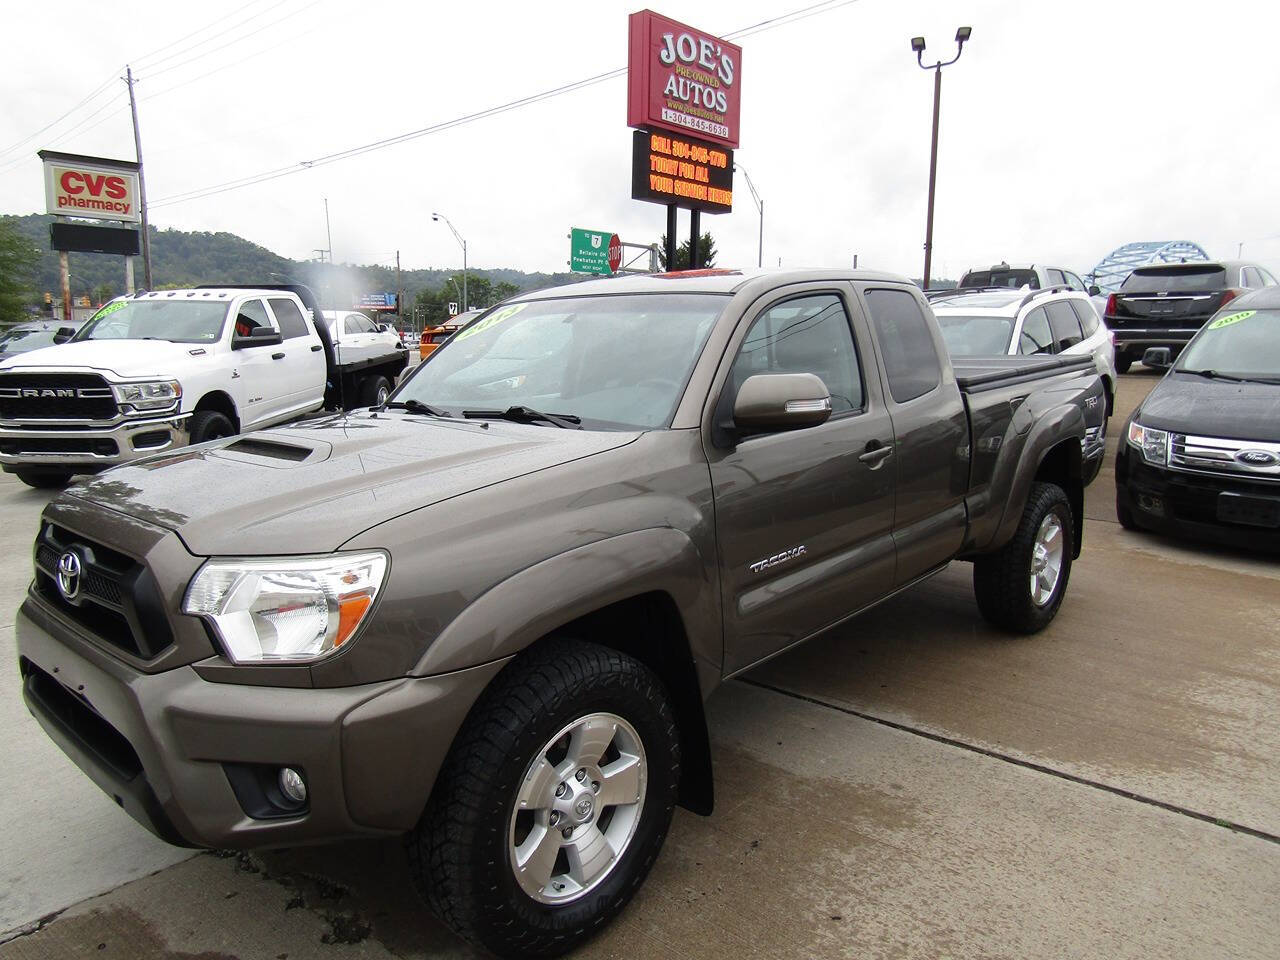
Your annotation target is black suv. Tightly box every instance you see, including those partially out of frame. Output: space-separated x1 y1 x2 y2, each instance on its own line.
1105 260 1276 372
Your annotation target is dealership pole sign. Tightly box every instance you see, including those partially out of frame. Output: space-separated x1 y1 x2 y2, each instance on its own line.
628 10 742 149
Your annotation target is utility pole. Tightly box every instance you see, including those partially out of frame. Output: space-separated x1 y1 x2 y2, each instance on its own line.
324 198 333 263
125 66 153 290
396 249 403 326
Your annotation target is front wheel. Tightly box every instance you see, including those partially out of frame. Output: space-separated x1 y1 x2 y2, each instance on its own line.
408 640 680 958
1114 353 1133 374
13 470 72 490
974 481 1074 633
359 374 391 408
187 410 236 445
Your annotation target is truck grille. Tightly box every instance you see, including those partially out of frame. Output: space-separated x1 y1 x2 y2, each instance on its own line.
1169 434 1280 482
0 372 118 421
32 522 174 660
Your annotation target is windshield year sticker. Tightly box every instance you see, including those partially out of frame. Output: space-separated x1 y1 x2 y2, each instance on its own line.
454 303 528 342
89 299 128 322
1208 310 1255 329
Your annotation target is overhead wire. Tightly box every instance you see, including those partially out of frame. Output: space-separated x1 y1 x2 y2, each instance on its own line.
0 69 121 162
135 0 315 81
151 0 863 209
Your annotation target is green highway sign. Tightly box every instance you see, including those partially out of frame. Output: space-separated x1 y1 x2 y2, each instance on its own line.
569 228 622 275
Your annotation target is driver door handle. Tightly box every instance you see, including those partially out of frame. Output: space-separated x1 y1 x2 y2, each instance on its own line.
859 441 894 465
271 352 286 360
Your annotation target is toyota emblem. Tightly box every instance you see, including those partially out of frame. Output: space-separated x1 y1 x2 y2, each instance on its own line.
56 551 82 601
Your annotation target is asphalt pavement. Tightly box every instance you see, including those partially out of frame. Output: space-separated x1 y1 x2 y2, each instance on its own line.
1 369 1276 959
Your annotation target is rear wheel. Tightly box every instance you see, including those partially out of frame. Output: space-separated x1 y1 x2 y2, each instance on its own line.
13 470 72 490
408 640 680 958
359 374 391 408
187 410 236 445
974 482 1074 634
1116 490 1138 530
1115 353 1133 374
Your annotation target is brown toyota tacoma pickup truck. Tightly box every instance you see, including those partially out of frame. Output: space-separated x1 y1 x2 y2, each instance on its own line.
17 269 1105 958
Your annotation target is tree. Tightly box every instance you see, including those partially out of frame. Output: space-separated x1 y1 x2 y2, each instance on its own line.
0 217 39 324
657 232 717 271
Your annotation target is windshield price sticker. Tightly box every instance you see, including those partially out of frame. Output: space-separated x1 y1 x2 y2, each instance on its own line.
1208 310 1256 329
89 300 128 322
455 303 528 342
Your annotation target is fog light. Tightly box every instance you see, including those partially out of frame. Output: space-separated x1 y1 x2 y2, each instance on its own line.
279 767 307 804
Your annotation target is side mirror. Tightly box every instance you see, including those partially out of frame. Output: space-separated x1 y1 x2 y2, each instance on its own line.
53 326 77 344
232 327 283 349
732 373 832 434
378 323 389 332
1142 347 1172 369
1088 285 1101 297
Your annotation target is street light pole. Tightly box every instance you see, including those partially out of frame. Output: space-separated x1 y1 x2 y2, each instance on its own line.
735 163 764 268
912 27 971 290
432 213 468 311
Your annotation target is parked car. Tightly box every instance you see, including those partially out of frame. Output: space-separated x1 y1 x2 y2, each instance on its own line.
17 269 1104 958
957 262 1096 294
321 310 407 386
0 319 82 360
419 309 483 360
1104 260 1276 373
932 287 1118 415
0 285 407 489
1116 286 1280 549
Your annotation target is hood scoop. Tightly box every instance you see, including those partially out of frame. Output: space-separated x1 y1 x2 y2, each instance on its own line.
222 437 315 463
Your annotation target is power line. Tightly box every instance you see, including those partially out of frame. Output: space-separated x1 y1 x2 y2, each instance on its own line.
151 0 863 209
0 68 120 162
137 0 315 81
128 0 268 69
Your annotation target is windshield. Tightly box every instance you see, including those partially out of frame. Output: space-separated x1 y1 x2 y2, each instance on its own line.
0 328 60 354
936 314 1014 356
1175 308 1280 379
1122 266 1225 293
74 299 231 344
961 269 1038 289
394 293 727 429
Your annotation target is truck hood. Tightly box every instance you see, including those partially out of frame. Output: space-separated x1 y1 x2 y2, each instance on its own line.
1138 372 1280 442
0 339 208 379
64 412 641 555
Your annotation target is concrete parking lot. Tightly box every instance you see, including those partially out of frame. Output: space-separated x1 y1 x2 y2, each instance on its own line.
1 370 1276 959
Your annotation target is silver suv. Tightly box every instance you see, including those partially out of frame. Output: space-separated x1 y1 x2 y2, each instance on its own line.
931 286 1118 414
958 262 1096 295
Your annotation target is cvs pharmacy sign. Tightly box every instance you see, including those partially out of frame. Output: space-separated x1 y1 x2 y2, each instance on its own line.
39 150 141 223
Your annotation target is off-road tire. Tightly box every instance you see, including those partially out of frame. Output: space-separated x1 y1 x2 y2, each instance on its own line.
359 375 392 408
14 470 72 489
974 481 1074 634
1114 353 1133 374
187 410 236 445
407 640 680 959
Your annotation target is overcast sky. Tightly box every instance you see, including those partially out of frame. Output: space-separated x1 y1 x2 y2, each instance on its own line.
3 0 1278 282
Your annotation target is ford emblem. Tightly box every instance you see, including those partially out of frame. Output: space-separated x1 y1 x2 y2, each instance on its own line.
1236 449 1278 468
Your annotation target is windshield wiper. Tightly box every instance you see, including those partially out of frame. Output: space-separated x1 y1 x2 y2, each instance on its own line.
462 405 582 429
381 398 448 416
1180 368 1248 382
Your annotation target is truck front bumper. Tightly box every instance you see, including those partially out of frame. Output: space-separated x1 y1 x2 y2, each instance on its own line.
16 597 509 849
0 413 190 473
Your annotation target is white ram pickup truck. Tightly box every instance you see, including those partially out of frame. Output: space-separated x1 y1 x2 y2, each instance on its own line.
0 284 406 488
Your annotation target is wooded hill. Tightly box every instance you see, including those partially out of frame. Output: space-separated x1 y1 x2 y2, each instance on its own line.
4 214 581 309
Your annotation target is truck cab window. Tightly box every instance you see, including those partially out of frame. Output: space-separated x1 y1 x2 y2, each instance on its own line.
730 294 863 413
234 299 272 338
864 289 941 403
269 298 310 339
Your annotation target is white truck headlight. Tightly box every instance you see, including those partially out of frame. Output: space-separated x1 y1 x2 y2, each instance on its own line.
114 380 182 412
1127 420 1168 466
183 552 388 663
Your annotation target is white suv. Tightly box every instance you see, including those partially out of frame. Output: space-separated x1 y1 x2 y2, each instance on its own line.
957 262 1096 295
931 287 1118 415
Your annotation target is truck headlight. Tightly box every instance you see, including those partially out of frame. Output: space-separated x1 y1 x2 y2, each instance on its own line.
1127 420 1168 466
183 552 388 663
114 380 181 412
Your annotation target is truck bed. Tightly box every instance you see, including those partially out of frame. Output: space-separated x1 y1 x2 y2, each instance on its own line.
952 354 1094 391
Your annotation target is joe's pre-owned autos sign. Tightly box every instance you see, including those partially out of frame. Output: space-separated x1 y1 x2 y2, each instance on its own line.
40 151 141 223
628 10 742 149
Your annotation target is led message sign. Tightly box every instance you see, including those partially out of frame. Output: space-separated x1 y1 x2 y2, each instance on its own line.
631 129 733 214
